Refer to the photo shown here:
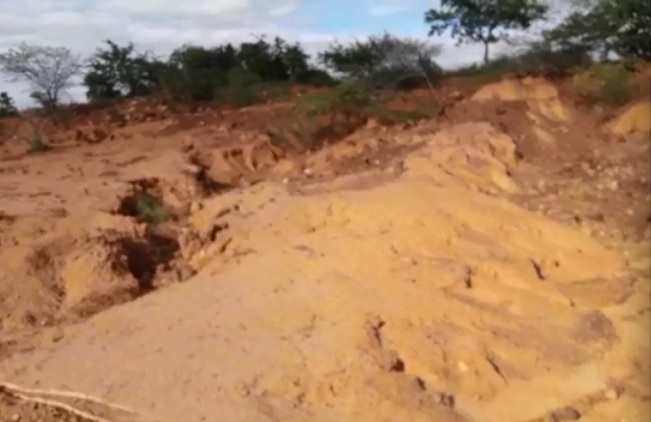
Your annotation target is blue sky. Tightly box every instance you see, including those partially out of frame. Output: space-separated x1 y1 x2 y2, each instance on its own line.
291 0 431 37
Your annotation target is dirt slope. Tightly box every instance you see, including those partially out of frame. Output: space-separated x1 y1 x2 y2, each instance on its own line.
0 77 649 422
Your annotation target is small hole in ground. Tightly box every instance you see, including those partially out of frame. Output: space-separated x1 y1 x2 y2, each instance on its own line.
116 227 180 291
390 358 405 373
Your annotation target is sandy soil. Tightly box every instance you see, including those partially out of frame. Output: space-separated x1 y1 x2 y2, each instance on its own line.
0 76 649 422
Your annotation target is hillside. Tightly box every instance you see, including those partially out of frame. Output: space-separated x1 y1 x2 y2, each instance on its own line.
0 68 649 422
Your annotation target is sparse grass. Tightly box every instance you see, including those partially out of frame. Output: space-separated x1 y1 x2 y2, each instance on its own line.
446 47 594 87
448 61 510 86
272 79 440 150
571 63 636 106
296 80 376 117
363 106 432 124
132 191 167 225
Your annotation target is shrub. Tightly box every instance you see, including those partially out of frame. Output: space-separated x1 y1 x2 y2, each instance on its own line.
28 133 50 153
572 63 635 106
296 79 376 117
132 191 167 225
0 92 18 118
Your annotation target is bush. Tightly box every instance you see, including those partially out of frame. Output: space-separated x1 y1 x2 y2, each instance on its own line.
447 44 593 83
296 79 376 117
0 92 18 118
28 133 50 153
572 63 635 106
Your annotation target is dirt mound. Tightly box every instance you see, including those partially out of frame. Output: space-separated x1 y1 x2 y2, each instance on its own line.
406 122 518 193
608 100 651 135
1 117 648 422
187 137 284 190
471 77 570 122
0 72 649 422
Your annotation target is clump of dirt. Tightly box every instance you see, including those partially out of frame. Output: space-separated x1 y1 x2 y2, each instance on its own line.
185 137 284 192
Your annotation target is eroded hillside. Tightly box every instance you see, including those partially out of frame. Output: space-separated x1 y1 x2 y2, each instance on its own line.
0 73 649 422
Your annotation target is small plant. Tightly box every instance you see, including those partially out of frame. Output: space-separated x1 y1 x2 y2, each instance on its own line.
28 133 50 153
133 191 167 225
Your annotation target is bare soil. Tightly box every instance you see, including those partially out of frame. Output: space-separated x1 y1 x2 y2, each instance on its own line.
0 74 649 422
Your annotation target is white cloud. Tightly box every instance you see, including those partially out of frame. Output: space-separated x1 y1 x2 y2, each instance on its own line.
0 0 552 108
0 0 337 107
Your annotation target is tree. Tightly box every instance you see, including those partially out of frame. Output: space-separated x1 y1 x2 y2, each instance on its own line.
319 33 443 90
84 40 162 101
0 92 18 118
545 0 651 60
425 0 549 64
237 36 289 81
163 44 234 101
0 43 81 111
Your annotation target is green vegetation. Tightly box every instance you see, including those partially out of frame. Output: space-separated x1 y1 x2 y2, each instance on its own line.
0 0 647 122
318 32 443 90
27 133 50 153
544 0 651 61
132 191 167 225
572 63 636 106
425 0 549 64
0 92 18 118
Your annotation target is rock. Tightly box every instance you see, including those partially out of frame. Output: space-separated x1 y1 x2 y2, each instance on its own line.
189 200 203 214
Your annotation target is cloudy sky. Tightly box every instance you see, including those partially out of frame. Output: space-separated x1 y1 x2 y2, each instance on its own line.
0 0 556 107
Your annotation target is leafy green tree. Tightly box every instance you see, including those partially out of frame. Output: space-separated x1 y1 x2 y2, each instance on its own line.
237 36 288 81
0 92 18 118
270 37 312 82
83 36 329 104
161 36 328 101
425 0 548 64
162 44 235 101
84 40 162 101
319 33 443 90
546 0 651 60
0 43 81 111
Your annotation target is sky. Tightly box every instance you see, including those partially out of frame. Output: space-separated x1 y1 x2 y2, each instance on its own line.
0 0 560 108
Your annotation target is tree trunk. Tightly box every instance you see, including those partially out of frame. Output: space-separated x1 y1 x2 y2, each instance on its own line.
483 42 490 65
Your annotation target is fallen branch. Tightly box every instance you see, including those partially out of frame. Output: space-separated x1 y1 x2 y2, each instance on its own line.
0 380 138 421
